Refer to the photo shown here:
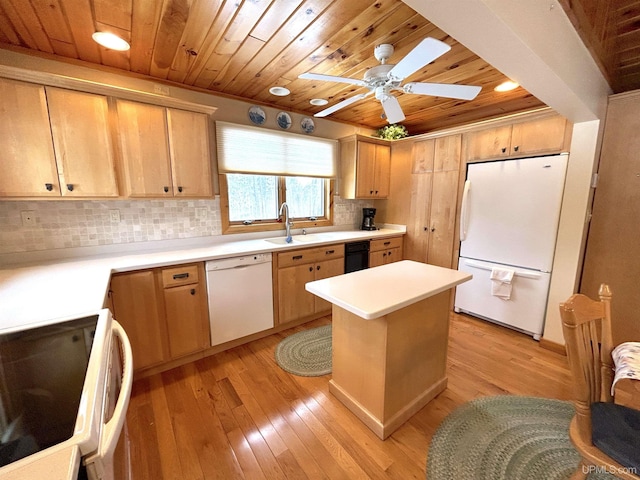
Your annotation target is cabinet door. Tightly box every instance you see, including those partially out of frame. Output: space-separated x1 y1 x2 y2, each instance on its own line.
464 125 512 161
313 258 344 313
385 247 401 264
510 116 568 156
355 141 377 197
0 78 60 197
116 100 173 197
110 271 167 371
46 88 118 197
166 108 213 197
163 283 209 358
426 170 459 268
405 171 433 262
373 144 391 197
277 264 315 324
369 250 387 268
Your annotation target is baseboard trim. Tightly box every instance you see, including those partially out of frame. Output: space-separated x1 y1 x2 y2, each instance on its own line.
539 338 566 356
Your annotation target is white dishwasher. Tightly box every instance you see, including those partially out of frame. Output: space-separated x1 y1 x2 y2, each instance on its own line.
206 253 274 346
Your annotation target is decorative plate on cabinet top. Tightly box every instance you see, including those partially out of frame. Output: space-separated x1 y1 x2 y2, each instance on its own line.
301 117 315 134
248 106 266 125
277 112 292 130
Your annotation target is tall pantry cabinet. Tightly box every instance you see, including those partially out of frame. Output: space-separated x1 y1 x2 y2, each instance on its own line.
375 134 461 268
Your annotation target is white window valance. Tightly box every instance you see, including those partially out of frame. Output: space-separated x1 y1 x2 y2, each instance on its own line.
216 121 337 178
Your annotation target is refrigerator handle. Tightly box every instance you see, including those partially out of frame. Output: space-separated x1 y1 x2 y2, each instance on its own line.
460 180 471 241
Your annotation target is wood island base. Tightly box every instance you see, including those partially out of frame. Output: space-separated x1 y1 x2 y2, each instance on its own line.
329 291 451 440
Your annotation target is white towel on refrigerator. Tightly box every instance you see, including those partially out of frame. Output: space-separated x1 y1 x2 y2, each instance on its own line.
490 267 515 300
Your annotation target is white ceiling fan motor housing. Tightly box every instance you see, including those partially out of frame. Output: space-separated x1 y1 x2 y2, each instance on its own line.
374 44 394 64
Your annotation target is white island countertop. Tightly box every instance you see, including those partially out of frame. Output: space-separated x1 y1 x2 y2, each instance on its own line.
306 260 472 320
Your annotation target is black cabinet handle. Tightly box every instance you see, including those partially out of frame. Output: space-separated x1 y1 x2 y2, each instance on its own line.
293 255 303 260
45 183 53 191
375 190 378 194
383 241 391 246
316 265 320 270
67 184 74 191
501 147 507 153
369 190 373 194
173 273 189 280
388 250 392 255
325 250 335 255
383 252 387 257
424 226 428 231
514 145 519 152
178 186 183 193
164 186 169 193
431 227 436 232
309 266 313 272
190 288 196 295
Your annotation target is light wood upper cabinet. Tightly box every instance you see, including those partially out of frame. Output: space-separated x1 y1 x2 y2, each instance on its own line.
464 115 570 161
116 100 213 198
167 108 213 197
340 135 391 199
116 100 173 197
0 79 117 197
46 87 118 197
0 78 59 197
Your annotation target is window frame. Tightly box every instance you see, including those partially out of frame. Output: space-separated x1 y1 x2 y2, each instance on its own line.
219 174 334 234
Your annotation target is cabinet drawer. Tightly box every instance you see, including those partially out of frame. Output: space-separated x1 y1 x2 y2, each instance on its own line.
370 236 403 252
277 244 344 268
161 264 199 287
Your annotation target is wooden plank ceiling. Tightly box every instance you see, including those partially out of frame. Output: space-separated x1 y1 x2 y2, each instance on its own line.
0 0 635 134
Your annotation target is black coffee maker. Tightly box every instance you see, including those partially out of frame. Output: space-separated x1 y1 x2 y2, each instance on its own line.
361 208 377 231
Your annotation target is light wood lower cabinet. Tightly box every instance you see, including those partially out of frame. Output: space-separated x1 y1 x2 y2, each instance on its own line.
109 263 209 373
369 236 403 267
275 244 345 325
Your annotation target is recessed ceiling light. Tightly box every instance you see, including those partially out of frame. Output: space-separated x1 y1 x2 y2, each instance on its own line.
310 98 329 106
269 86 290 96
494 80 519 92
92 32 130 51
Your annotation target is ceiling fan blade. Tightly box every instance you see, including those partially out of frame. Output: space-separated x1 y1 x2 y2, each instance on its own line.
299 72 366 87
314 92 370 117
403 82 482 100
381 95 405 124
387 37 451 82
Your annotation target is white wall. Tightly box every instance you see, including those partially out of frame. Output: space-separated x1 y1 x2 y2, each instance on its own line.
402 0 611 344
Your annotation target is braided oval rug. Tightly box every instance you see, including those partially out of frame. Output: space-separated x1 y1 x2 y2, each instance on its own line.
427 395 615 480
275 325 332 377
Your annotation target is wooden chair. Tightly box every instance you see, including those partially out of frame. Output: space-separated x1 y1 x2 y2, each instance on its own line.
560 284 640 480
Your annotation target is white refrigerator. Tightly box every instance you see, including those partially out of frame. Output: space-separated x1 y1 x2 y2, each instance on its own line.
454 153 568 339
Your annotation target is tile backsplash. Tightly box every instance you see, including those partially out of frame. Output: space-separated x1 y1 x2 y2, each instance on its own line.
0 196 372 255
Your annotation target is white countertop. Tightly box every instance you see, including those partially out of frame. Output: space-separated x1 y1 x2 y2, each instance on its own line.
305 260 472 320
0 228 404 332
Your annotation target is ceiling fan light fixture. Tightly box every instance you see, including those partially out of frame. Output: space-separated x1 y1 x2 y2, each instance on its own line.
269 86 290 96
92 31 130 51
310 98 328 106
494 80 519 92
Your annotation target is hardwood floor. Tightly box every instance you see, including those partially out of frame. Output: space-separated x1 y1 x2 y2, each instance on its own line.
126 313 573 479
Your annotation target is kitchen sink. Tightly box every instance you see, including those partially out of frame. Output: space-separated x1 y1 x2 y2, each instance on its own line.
265 234 321 245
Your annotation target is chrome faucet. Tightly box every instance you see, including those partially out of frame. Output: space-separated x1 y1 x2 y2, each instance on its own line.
279 202 293 243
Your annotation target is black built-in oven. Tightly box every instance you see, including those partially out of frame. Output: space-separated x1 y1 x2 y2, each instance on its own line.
345 240 370 273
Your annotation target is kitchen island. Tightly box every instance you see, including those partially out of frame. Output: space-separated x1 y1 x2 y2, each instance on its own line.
306 260 472 439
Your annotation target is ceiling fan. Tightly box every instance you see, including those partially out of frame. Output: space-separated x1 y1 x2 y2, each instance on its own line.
299 37 482 124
